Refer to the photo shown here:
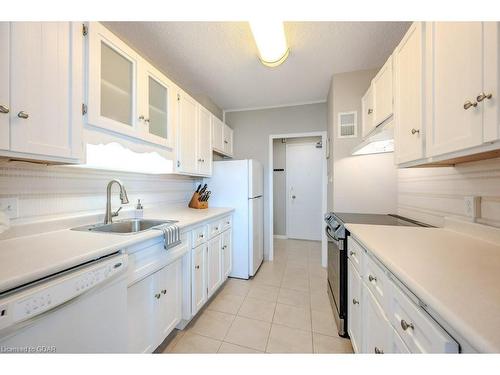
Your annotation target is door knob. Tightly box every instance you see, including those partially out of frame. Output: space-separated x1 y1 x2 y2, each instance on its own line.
0 105 9 114
17 111 29 119
401 319 415 331
368 275 377 283
463 100 478 110
477 92 493 102
352 298 359 305
411 128 420 135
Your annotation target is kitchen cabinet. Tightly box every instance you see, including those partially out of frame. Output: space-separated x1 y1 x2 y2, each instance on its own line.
372 56 393 126
222 229 232 279
207 235 223 298
394 22 425 164
0 22 82 163
347 259 362 353
191 244 207 315
362 286 391 354
197 106 213 175
361 86 374 137
176 91 199 174
127 258 183 353
223 124 234 156
425 22 484 156
212 115 224 153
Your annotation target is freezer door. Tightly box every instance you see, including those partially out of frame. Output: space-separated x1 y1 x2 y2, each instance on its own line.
248 196 264 276
248 159 264 198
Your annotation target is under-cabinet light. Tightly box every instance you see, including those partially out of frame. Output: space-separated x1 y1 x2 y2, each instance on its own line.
352 139 394 156
249 21 289 67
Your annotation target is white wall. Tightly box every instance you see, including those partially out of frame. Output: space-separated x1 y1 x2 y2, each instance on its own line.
327 69 398 214
398 157 500 228
225 103 327 259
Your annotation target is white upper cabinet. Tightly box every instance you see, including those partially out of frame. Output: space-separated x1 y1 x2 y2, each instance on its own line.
372 56 394 126
361 85 374 137
0 23 10 151
483 22 500 143
0 22 82 162
223 125 234 156
425 22 484 156
197 106 213 176
176 91 198 174
394 22 425 164
212 115 234 158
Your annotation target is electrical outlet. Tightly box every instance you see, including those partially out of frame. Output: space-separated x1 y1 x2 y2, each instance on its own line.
0 198 19 219
464 196 481 219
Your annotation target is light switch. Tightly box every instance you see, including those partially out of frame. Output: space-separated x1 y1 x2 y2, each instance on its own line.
0 197 19 219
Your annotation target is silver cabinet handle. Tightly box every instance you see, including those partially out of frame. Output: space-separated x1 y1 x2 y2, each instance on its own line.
199 233 204 238
195 265 200 270
154 293 161 299
374 347 384 354
0 105 9 114
161 289 167 295
464 100 478 110
224 140 228 144
368 275 377 283
411 128 420 135
367 108 373 114
477 92 493 102
292 195 296 199
17 111 29 119
352 298 359 305
349 251 356 256
401 319 415 331
198 158 203 162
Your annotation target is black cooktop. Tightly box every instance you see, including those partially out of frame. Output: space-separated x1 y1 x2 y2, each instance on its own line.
331 213 431 227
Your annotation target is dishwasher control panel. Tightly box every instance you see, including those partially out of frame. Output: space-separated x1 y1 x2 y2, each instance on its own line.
0 253 127 333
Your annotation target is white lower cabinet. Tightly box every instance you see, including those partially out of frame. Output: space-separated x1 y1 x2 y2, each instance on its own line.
191 243 207 315
207 235 222 298
348 237 459 354
222 229 232 279
127 258 182 353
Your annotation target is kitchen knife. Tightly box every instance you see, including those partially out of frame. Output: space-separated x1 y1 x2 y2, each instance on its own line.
195 183 202 193
205 191 211 201
199 184 207 195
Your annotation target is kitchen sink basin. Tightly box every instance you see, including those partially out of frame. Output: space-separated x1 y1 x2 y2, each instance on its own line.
71 218 178 235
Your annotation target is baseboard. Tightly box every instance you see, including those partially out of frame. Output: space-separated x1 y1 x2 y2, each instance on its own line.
273 235 288 239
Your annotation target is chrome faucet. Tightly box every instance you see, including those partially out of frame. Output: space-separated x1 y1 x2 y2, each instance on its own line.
104 179 129 224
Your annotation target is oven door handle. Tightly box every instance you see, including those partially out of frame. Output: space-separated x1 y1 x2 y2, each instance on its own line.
325 226 343 249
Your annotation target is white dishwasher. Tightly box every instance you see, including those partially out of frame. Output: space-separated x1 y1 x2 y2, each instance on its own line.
0 253 128 353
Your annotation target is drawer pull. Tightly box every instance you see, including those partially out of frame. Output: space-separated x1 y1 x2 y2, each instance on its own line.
368 275 377 283
215 227 219 231
226 221 230 225
401 319 415 331
352 298 359 305
195 265 200 270
349 251 356 256
374 347 384 354
154 293 161 299
161 289 167 295
199 233 204 238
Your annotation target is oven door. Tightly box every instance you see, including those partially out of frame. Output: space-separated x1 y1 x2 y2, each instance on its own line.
326 224 348 337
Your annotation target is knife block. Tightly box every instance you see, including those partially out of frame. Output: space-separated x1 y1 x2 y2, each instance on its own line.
188 192 208 209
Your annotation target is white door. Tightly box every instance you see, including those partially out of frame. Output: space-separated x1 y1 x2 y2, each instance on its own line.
197 106 212 175
286 141 323 241
10 22 77 158
426 22 483 156
0 22 9 151
177 92 198 174
191 245 207 315
207 235 222 297
249 196 264 276
348 260 363 353
394 22 424 164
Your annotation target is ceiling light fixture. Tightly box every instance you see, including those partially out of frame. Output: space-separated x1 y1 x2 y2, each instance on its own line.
249 21 289 67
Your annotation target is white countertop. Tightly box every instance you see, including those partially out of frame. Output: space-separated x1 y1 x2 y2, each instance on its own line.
0 206 233 294
345 222 500 353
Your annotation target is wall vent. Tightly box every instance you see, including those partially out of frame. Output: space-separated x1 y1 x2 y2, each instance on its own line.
338 111 357 138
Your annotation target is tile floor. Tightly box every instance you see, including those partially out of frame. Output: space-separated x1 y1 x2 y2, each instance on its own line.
162 239 353 354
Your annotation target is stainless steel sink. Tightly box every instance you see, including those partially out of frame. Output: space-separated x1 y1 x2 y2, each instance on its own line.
71 218 178 235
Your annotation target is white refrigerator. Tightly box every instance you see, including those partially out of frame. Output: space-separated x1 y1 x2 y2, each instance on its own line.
208 159 264 279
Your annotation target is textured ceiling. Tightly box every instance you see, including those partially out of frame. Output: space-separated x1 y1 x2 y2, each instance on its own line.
103 22 411 111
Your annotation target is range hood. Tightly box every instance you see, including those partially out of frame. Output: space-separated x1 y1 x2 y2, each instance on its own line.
351 119 394 156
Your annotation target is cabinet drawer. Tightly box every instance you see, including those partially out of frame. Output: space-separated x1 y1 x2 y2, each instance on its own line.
347 237 364 274
390 326 410 353
363 253 389 312
221 215 232 231
208 220 222 239
388 279 459 353
192 225 208 247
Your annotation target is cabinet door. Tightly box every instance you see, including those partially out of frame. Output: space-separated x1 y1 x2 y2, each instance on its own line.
127 271 159 353
425 22 483 156
207 235 223 298
138 60 176 147
372 56 393 126
177 92 198 174
157 259 182 344
197 106 212 175
87 22 138 137
0 23 9 151
212 116 224 152
222 229 232 279
483 22 500 143
361 86 374 137
347 260 362 353
362 286 390 354
10 22 80 159
192 244 207 315
223 125 234 156
394 22 425 164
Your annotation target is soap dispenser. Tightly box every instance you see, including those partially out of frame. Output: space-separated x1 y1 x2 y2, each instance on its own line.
135 199 144 218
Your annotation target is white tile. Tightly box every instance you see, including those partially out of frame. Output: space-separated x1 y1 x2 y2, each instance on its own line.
207 293 245 315
238 297 276 322
313 333 353 353
310 291 333 313
218 342 262 353
170 332 221 353
311 309 338 336
188 310 235 340
247 284 280 302
277 288 310 308
266 324 313 353
273 303 311 331
224 316 271 351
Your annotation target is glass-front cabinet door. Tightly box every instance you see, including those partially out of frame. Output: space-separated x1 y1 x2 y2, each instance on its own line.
87 22 138 138
138 61 175 148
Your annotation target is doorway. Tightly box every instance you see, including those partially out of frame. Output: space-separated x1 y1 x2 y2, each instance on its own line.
269 131 328 267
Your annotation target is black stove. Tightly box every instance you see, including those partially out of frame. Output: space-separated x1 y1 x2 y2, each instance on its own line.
324 212 430 338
